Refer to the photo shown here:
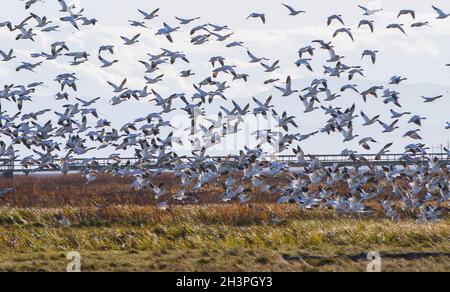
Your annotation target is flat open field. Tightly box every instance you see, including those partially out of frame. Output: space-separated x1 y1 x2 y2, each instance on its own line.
0 175 449 272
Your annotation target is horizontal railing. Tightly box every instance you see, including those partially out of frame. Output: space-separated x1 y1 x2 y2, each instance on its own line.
0 153 449 174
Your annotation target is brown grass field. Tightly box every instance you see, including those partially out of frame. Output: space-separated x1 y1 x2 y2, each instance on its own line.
0 174 449 272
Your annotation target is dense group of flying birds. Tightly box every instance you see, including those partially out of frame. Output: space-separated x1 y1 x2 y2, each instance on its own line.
0 0 449 221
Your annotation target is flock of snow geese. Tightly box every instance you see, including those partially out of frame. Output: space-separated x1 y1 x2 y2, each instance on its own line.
0 1 449 221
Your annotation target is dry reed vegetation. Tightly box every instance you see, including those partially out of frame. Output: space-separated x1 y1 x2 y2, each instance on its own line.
0 174 282 207
0 173 401 208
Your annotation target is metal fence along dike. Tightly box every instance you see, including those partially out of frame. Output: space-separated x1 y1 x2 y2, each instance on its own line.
1 152 449 176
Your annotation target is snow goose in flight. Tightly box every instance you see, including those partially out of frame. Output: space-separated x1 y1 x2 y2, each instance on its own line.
52 41 69 52
24 0 44 10
180 70 195 78
76 97 100 107
327 15 345 26
379 120 400 133
358 5 383 16
16 27 36 41
231 72 249 82
262 79 279 85
27 82 45 88
139 60 160 74
211 31 234 42
156 23 180 43
403 129 422 140
324 65 342 77
80 17 98 27
226 41 245 48
83 172 97 185
298 46 315 58
387 23 406 35
41 25 60 32
208 24 231 32
121 33 140 45
191 34 210 45
361 111 380 126
145 74 164 85
297 131 318 142
129 20 148 28
65 52 89 66
299 96 320 113
209 56 225 67
333 28 354 41
231 101 250 118
0 49 16 62
348 68 365 80
274 76 298 97
98 55 118 68
341 84 359 93
57 0 75 13
338 122 359 142
295 58 313 71
389 75 407 85
375 143 393 160
313 40 334 50
247 13 266 24
30 13 52 28
107 78 127 93
190 24 209 35
150 183 167 200
359 137 377 150
60 15 79 30
411 22 430 28
21 109 50 121
252 96 274 118
99 45 114 55
398 10 416 19
421 95 443 103
16 61 42 72
162 49 190 64
175 17 201 25
261 60 280 72
383 92 402 108
138 8 160 20
323 89 341 101
327 49 345 63
361 50 378 64
408 115 427 126
432 5 450 19
272 110 298 131
390 109 411 118
32 49 62 60
174 190 199 204
247 50 269 63
359 20 374 32
292 146 307 163
282 4 305 16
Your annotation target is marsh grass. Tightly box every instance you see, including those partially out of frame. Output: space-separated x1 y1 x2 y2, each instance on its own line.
0 174 448 272
0 212 448 271
0 204 449 271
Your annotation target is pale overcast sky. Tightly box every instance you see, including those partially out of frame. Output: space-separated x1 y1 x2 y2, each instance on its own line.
0 0 449 157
